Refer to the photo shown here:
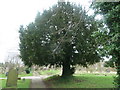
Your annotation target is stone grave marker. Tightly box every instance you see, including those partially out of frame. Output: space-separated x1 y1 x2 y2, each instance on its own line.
6 68 18 87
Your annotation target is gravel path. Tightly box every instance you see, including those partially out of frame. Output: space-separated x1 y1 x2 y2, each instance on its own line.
0 78 7 79
21 75 51 89
30 77 46 88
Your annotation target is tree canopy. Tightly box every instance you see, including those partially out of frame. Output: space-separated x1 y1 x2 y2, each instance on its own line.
92 2 120 87
19 2 101 77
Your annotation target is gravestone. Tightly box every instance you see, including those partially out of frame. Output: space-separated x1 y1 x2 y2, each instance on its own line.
6 68 18 87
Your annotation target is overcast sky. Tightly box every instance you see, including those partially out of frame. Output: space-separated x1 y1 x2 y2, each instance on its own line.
0 0 94 63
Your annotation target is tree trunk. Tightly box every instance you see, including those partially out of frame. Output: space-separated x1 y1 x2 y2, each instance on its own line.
61 61 72 77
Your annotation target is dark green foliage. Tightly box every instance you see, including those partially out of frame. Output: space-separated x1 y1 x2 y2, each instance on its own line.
25 70 30 74
19 2 101 77
25 67 31 74
114 75 120 88
104 60 115 68
25 68 30 74
92 2 120 88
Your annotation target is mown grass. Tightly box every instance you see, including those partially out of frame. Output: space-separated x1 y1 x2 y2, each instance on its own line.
0 74 6 78
44 74 115 88
0 73 32 89
0 73 32 78
18 73 33 77
1 79 31 89
39 69 60 75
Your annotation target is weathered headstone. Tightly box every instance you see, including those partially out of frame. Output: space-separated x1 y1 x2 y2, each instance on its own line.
6 68 18 87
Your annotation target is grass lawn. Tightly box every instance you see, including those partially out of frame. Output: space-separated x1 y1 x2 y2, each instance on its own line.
1 79 31 89
18 73 33 77
44 74 115 88
0 74 6 78
0 73 32 89
0 73 32 78
39 69 60 75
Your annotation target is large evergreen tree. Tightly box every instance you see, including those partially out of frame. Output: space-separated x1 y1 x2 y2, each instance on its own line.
19 2 100 77
92 2 120 87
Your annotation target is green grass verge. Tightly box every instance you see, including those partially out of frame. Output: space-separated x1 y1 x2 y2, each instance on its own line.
0 73 32 89
17 79 31 88
44 74 115 88
0 73 32 78
18 73 33 77
0 74 6 78
0 79 31 89
39 69 60 75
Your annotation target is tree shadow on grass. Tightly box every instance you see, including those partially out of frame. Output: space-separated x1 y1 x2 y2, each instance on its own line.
43 75 85 88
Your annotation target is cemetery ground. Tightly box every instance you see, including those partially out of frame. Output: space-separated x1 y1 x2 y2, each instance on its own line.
0 73 32 88
44 74 115 88
0 69 116 88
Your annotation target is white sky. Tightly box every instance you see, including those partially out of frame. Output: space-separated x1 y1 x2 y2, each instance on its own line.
0 0 93 63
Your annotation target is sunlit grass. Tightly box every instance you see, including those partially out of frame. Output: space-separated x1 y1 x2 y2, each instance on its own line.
0 73 32 89
0 73 33 78
1 79 31 89
18 73 33 77
39 69 60 75
0 74 6 78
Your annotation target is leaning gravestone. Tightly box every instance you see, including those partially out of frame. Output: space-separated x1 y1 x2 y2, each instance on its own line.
6 68 18 87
